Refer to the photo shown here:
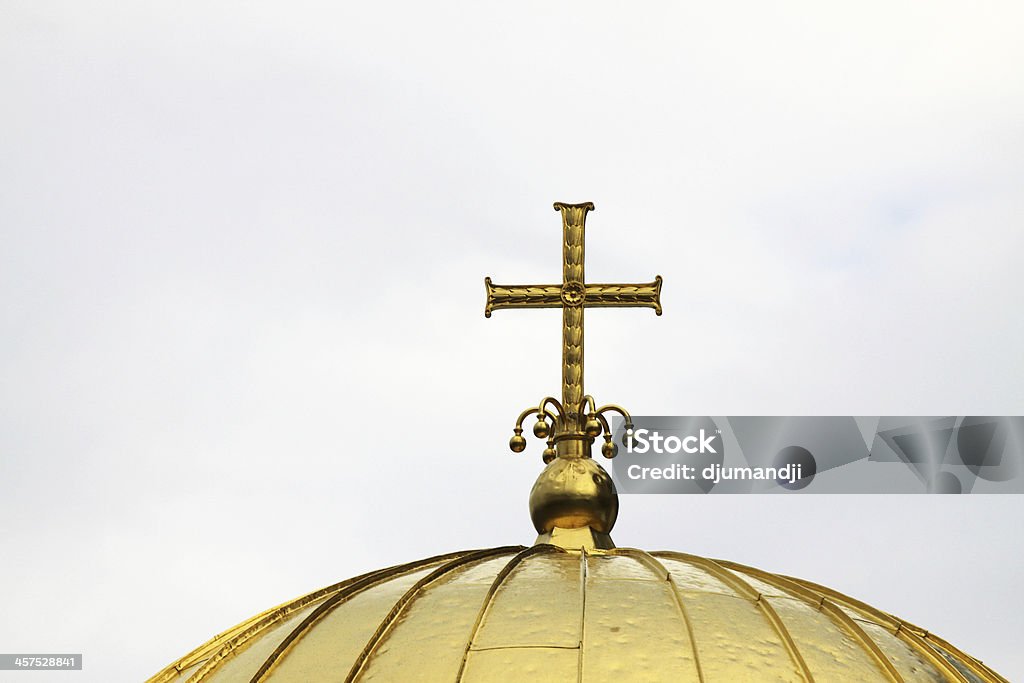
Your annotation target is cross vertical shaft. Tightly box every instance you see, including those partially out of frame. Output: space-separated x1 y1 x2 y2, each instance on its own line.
558 202 590 430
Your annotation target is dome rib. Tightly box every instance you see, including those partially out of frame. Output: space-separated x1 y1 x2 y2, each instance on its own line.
702 557 905 683
577 548 587 680
655 551 817 682
609 548 706 683
343 546 526 683
453 544 567 683
779 572 1003 683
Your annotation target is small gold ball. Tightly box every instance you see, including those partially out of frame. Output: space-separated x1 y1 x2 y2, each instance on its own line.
584 417 602 437
533 419 550 439
509 434 527 453
542 447 557 464
622 429 635 449
601 440 618 459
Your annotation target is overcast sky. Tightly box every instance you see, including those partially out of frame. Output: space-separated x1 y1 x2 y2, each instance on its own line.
2 2 1023 681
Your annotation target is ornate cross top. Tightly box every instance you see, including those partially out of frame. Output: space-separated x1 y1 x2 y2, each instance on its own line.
485 201 662 463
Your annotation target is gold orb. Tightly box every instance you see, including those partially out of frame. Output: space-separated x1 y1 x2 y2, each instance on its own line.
509 434 527 453
533 419 550 439
584 416 602 437
601 440 618 459
542 447 556 463
529 456 618 534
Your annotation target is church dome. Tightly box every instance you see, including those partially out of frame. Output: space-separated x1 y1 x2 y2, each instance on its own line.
147 544 1004 682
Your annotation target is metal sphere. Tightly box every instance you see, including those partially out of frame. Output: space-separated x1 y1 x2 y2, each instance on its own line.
529 456 618 534
601 440 618 459
542 448 557 464
509 434 527 453
584 417 602 437
533 419 550 439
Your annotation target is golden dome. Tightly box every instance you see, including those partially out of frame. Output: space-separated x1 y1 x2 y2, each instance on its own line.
147 545 1005 682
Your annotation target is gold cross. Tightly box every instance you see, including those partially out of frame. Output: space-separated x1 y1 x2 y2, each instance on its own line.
485 202 662 431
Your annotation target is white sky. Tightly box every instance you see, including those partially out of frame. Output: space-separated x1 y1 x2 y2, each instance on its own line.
1 2 1022 680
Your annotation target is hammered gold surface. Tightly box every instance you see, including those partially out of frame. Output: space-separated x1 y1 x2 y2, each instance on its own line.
148 549 1006 683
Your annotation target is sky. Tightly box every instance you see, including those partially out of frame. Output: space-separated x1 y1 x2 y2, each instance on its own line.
1 2 1023 680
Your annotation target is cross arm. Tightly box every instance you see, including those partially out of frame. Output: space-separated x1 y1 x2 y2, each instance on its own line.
484 278 562 318
585 276 663 315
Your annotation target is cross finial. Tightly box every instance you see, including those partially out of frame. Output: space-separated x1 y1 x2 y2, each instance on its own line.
485 202 662 461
